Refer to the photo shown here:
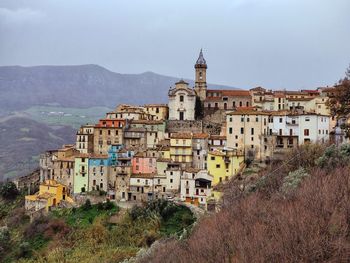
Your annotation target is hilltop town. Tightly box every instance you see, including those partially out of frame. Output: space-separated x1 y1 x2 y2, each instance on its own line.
23 50 346 214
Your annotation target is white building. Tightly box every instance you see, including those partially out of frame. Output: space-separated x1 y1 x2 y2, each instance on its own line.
168 80 196 120
268 112 330 148
180 169 212 207
299 114 329 144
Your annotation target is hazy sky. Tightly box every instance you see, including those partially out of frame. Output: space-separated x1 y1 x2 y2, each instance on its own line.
1 0 349 90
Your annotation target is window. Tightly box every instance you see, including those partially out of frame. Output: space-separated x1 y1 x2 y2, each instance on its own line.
233 101 236 107
229 127 233 134
240 127 244 134
279 117 283 123
208 103 211 109
239 101 243 107
256 117 259 122
247 117 250 122
211 156 215 160
304 129 310 136
170 179 173 183
229 117 232 122
99 130 102 135
251 128 254 135
179 95 184 102
216 164 220 168
305 117 310 122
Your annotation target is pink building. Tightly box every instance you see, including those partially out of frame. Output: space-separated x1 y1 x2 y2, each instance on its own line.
132 151 157 174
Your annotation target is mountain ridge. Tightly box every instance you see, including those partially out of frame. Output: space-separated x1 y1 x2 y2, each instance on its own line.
0 64 237 112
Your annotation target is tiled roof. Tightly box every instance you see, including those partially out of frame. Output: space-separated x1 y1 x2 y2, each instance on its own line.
206 89 251 97
192 133 209 139
144 104 168 107
170 133 192 139
209 135 226 140
287 97 313 101
184 167 201 173
130 173 156 179
226 110 270 116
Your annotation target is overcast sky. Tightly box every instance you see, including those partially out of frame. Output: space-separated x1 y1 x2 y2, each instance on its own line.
0 0 349 90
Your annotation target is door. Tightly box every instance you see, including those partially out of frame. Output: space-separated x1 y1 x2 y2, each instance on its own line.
179 112 184 120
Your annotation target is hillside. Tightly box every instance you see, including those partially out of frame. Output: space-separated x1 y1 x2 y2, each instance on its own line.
0 65 236 112
0 116 75 181
141 144 350 262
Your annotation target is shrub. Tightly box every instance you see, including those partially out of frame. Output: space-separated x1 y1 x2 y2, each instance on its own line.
81 199 92 211
0 181 19 199
17 241 31 258
0 226 10 254
281 167 309 193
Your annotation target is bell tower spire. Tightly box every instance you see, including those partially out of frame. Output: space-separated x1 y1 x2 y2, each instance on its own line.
194 49 207 101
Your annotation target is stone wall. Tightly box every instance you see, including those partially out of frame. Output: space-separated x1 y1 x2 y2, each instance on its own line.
166 120 222 135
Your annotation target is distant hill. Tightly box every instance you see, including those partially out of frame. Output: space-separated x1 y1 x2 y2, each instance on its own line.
0 116 75 181
0 64 236 112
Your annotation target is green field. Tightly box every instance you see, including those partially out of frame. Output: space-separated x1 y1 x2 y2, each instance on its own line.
23 106 113 129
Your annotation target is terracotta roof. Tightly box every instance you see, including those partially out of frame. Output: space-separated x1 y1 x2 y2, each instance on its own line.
207 89 251 97
226 110 270 116
184 167 201 173
130 120 164 125
301 90 320 94
209 150 225 157
288 97 313 101
131 173 156 179
209 135 226 140
170 133 192 139
144 104 168 107
192 133 209 139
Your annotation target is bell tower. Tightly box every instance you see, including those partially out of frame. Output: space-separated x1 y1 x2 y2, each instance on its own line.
194 49 207 101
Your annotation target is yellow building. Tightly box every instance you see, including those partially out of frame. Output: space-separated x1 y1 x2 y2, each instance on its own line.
143 104 169 120
169 133 193 165
207 149 244 185
25 180 73 212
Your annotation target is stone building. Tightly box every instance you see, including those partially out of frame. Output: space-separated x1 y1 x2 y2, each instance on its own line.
226 110 272 161
76 124 94 154
93 119 125 155
143 104 169 120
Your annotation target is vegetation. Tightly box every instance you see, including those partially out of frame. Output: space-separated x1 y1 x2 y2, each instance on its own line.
0 197 194 262
23 106 112 129
142 143 350 262
0 182 19 200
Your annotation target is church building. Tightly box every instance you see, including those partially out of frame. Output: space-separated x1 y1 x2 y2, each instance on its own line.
168 49 208 120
